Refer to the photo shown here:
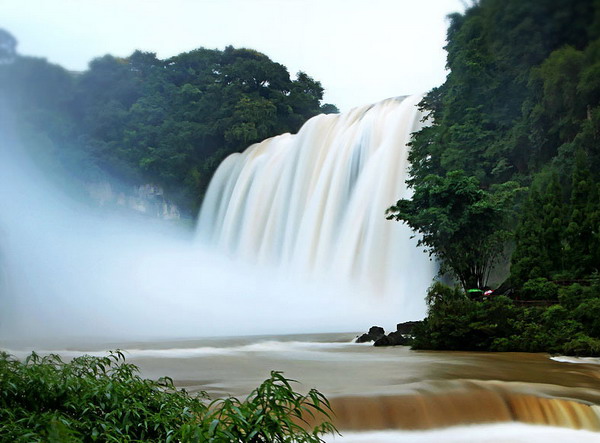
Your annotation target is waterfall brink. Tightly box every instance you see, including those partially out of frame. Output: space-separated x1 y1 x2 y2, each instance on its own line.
197 96 435 309
308 392 600 432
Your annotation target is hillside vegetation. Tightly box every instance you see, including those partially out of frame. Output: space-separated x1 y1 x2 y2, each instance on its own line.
0 35 337 215
389 0 600 354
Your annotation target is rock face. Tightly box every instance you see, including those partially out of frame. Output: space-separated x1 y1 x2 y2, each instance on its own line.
356 326 385 343
374 330 411 347
396 321 422 335
86 181 181 220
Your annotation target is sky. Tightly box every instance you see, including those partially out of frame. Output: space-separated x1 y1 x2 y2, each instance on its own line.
1 0 466 111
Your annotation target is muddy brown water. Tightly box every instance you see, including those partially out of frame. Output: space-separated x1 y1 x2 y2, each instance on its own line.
4 332 600 435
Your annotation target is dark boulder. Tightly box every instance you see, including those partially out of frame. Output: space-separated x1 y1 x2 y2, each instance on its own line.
396 321 422 335
373 330 412 347
356 326 385 343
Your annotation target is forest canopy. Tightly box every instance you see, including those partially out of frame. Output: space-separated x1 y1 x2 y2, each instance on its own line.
389 0 600 292
389 0 600 354
0 33 338 215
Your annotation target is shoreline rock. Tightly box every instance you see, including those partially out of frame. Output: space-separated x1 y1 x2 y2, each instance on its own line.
395 321 421 335
374 330 411 346
355 326 385 343
358 321 423 347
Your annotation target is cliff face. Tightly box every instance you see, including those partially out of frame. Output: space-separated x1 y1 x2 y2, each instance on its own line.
86 181 180 220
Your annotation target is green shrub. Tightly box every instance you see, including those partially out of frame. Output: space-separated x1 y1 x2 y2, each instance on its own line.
203 371 336 442
0 351 337 442
498 308 547 353
558 283 591 310
562 334 600 356
520 277 559 300
573 298 600 338
425 281 466 307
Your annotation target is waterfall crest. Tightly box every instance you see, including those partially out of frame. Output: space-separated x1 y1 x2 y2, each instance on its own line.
197 95 435 310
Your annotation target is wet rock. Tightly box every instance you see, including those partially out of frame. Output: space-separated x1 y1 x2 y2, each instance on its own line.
373 330 412 347
356 326 385 343
396 321 422 335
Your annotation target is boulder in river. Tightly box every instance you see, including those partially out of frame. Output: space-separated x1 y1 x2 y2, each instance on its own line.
356 326 385 343
373 330 412 347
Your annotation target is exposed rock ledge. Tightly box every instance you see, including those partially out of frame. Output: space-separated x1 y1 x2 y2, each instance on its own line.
86 181 180 220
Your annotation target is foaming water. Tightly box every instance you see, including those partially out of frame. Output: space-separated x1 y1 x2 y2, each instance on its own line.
551 356 600 365
197 96 435 316
2 340 363 360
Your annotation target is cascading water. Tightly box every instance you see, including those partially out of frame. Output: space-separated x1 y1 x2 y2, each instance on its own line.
197 95 435 308
0 96 434 343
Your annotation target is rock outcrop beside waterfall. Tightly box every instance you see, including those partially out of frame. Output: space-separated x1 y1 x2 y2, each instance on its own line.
86 181 180 220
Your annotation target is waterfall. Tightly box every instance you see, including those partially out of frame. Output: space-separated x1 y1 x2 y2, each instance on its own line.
0 95 436 343
197 95 435 311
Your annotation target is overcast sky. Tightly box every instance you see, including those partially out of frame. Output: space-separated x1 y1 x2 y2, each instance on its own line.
2 0 466 112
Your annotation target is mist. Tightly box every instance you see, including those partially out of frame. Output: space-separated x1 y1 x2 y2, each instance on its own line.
0 120 423 348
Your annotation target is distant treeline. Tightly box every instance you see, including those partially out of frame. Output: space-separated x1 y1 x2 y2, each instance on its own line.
0 32 338 215
388 0 600 354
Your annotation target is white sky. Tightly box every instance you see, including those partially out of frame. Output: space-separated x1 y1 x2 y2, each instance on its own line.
1 0 466 112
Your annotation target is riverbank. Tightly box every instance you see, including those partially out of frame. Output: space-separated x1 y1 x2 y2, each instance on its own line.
378 282 600 356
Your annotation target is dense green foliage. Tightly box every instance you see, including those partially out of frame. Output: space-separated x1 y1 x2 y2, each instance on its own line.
392 0 600 354
0 351 336 442
413 281 600 356
392 0 600 290
387 171 522 290
0 31 337 215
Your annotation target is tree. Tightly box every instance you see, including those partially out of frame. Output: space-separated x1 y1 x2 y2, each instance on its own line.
387 170 521 290
510 172 566 285
320 103 339 114
224 95 277 144
3 40 336 215
565 150 600 276
397 0 600 354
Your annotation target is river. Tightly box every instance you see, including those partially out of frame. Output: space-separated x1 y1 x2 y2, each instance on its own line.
5 332 600 442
